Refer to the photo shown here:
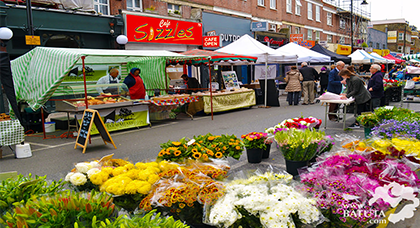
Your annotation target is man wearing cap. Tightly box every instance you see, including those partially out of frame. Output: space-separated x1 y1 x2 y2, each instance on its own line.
368 64 384 110
96 68 121 95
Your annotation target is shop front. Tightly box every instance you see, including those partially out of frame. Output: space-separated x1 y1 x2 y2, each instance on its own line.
122 11 203 52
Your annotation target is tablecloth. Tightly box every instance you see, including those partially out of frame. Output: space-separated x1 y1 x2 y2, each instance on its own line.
0 120 24 146
200 91 256 114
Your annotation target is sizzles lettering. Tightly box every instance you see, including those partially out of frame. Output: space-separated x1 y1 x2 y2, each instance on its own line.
134 23 194 41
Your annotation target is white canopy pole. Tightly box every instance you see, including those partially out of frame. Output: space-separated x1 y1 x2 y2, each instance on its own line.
264 53 268 107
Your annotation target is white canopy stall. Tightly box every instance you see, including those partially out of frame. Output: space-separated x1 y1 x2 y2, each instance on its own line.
216 34 298 107
274 42 331 63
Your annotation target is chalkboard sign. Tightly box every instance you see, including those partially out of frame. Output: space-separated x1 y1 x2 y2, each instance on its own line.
75 109 116 153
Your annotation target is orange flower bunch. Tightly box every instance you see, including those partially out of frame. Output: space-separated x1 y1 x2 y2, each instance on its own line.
139 161 227 224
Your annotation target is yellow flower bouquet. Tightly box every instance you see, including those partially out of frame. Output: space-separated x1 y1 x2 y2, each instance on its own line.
158 133 244 161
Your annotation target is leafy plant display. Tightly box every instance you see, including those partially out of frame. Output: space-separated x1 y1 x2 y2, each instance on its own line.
0 174 65 214
1 190 115 228
77 210 190 228
158 133 244 162
356 113 379 128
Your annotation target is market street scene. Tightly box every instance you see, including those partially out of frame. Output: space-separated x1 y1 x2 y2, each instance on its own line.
2 0 420 227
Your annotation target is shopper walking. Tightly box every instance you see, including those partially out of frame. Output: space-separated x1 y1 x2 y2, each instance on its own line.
368 64 385 110
326 61 345 121
339 68 371 129
299 62 319 105
285 66 303 105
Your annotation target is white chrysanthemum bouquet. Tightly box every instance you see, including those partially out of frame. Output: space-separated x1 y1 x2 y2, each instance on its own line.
204 169 323 228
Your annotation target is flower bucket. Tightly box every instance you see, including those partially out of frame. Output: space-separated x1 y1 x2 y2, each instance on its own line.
246 148 263 163
262 144 271 159
285 159 307 176
364 127 372 138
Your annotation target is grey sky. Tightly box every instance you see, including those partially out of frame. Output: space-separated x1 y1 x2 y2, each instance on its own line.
370 0 419 28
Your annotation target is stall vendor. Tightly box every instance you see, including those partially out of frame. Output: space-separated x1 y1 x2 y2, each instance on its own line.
181 74 201 94
123 68 146 99
96 68 121 95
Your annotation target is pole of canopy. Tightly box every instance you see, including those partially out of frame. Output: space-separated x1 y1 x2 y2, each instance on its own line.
264 53 268 107
82 56 88 109
41 107 46 139
165 60 169 94
208 58 213 120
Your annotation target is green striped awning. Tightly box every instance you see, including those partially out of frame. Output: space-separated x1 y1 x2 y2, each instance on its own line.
11 47 201 110
402 54 420 60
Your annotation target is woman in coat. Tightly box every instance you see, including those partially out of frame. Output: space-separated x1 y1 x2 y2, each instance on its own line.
339 68 371 128
285 66 303 105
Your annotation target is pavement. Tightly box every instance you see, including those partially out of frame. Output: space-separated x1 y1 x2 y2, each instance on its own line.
0 96 420 227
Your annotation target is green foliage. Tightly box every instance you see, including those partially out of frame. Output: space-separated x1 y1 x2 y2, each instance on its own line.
83 210 190 228
361 42 368 48
1 190 115 228
357 107 420 128
0 174 65 214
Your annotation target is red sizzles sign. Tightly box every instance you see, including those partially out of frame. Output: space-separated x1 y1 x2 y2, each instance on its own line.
203 36 220 48
126 14 203 45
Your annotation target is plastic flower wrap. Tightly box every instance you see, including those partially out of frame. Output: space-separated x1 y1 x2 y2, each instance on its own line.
241 132 268 150
300 151 420 227
204 167 323 228
158 133 243 161
139 159 230 225
265 116 322 133
274 128 334 161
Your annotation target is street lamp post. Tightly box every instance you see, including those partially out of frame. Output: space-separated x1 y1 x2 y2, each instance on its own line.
116 35 128 49
350 0 368 53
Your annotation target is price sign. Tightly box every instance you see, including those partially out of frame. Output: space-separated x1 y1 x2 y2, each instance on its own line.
75 109 116 153
25 35 41 46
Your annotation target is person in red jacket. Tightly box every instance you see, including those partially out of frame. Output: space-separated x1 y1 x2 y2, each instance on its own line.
123 68 146 99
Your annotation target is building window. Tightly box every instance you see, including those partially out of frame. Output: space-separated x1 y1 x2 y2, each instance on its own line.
340 19 346 29
369 41 373 47
339 37 345 44
126 0 141 11
315 31 320 41
295 0 301 15
94 0 109 15
383 44 386 49
168 3 181 14
315 5 320 22
286 0 292 13
398 32 404 41
307 29 313 40
327 12 332 25
411 50 414 54
327 35 332 43
295 27 301 34
307 3 313 20
258 0 264 6
397 46 403 52
376 43 380 49
270 0 276 9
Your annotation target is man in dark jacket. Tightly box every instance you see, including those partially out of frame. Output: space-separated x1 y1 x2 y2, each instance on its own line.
326 61 345 121
368 64 384 110
299 62 319 105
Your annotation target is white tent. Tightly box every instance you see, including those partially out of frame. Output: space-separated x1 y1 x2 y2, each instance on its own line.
349 50 375 64
370 52 395 64
216 34 297 63
274 42 331 63
216 34 298 107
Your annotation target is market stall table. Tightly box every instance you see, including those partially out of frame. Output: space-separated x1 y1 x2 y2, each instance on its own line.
55 98 150 136
0 120 24 158
192 90 256 114
319 99 355 130
149 95 199 120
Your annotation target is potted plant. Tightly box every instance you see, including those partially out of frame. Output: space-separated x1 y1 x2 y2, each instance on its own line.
241 132 268 163
356 112 380 138
274 129 333 176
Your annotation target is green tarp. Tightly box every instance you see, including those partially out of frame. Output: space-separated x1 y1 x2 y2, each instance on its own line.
11 47 205 110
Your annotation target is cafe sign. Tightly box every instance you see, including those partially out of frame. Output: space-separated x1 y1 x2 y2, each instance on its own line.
126 14 203 45
203 36 221 48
